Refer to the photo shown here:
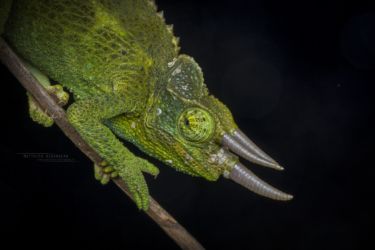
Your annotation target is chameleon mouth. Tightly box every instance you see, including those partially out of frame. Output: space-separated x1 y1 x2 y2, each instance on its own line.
221 129 293 201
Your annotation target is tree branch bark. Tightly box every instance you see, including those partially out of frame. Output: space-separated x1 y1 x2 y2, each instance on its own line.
0 38 204 250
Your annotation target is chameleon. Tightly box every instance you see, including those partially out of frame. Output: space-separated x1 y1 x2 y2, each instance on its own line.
0 0 292 210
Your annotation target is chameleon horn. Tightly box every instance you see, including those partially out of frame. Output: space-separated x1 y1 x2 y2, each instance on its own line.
232 129 280 166
222 133 284 170
225 162 293 201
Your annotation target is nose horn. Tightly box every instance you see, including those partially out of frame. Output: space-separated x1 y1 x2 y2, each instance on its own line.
222 132 284 171
226 162 293 201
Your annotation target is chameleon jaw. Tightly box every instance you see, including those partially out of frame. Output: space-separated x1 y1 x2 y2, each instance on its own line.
220 131 293 201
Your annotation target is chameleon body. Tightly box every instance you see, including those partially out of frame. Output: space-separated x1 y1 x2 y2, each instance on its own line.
1 0 292 210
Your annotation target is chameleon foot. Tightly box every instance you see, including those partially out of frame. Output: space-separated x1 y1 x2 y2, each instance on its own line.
27 84 69 127
28 93 54 127
94 161 119 185
26 63 69 127
94 157 159 185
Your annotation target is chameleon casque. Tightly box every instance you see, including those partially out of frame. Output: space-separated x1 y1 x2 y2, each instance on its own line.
1 0 292 210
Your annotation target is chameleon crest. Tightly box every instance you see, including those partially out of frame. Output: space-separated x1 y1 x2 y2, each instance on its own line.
1 0 292 210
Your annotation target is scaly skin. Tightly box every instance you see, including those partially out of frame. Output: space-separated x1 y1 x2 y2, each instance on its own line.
1 0 239 210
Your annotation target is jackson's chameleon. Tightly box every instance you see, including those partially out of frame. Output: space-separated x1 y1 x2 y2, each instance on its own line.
0 0 292 210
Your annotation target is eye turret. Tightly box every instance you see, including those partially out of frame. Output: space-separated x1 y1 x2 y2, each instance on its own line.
178 108 215 143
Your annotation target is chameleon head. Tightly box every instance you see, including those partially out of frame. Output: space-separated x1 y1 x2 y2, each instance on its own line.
143 55 293 201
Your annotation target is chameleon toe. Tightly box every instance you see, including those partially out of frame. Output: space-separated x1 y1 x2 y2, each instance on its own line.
94 164 103 181
94 163 118 185
46 85 69 106
100 174 111 185
140 160 159 177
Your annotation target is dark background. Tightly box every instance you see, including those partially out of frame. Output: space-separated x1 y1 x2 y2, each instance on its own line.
1 0 374 249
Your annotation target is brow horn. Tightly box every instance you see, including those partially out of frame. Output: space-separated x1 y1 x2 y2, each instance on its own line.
225 162 293 201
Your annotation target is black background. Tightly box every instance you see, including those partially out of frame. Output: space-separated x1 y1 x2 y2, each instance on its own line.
1 0 374 249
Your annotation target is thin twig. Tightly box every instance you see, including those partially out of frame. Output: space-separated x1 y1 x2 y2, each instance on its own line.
0 38 204 250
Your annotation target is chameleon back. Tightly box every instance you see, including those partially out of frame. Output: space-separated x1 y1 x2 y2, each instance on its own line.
4 0 179 100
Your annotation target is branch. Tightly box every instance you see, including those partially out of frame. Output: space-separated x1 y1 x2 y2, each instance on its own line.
0 38 204 250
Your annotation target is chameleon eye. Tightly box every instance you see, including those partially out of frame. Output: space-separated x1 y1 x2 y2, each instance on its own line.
178 108 215 143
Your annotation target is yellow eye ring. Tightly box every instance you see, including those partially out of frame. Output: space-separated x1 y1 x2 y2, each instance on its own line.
178 108 215 142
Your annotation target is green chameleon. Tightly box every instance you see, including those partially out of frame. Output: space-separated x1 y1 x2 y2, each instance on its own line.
1 0 292 210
